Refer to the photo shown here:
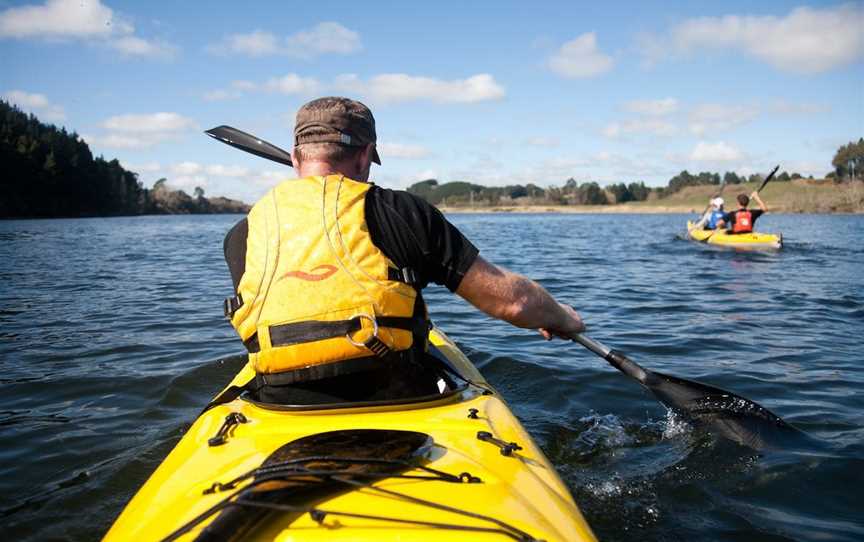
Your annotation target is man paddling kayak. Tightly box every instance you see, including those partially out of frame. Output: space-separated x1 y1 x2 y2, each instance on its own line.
720 191 768 233
222 96 584 404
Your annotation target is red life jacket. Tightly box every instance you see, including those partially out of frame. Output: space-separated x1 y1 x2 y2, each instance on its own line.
732 210 753 233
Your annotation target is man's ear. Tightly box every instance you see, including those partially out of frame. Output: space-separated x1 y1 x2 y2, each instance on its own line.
290 148 301 175
361 143 374 164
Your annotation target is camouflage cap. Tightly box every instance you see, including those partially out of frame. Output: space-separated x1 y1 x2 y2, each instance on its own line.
294 97 381 164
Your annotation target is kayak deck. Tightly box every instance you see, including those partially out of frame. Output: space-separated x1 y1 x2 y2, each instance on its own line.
103 328 597 542
687 221 782 249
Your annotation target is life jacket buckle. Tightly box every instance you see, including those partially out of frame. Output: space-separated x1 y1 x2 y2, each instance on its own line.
388 266 419 285
345 314 391 358
400 267 418 284
345 314 379 346
224 294 243 319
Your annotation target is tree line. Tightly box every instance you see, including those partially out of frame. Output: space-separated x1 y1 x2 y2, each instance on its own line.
407 143 864 208
1 100 247 218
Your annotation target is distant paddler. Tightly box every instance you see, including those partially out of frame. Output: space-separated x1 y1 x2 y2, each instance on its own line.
719 191 768 234
692 196 726 230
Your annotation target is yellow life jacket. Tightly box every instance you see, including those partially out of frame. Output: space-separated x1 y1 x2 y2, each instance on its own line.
227 175 424 375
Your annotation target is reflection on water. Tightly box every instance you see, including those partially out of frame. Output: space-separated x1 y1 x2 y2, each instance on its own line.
1 213 862 541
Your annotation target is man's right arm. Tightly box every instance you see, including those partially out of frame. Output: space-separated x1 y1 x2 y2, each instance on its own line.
751 191 768 212
456 255 585 340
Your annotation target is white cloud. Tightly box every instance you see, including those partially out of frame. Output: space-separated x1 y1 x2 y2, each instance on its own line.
339 73 505 104
208 22 361 58
264 74 320 95
205 72 504 105
525 137 560 148
203 89 239 102
0 0 126 38
377 143 432 159
548 32 614 78
3 89 66 121
690 141 743 162
688 103 759 135
768 100 831 115
122 161 161 173
171 162 202 175
82 133 157 149
110 36 177 59
639 4 864 74
203 80 257 102
172 175 208 191
102 112 196 133
602 118 677 138
623 98 679 116
284 22 361 57
0 0 176 59
214 30 280 56
88 112 195 149
205 164 250 177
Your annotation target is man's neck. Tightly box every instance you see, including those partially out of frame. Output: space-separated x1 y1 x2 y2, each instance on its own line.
297 161 359 180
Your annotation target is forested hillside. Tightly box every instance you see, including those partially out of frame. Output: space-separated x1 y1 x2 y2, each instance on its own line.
1 100 248 218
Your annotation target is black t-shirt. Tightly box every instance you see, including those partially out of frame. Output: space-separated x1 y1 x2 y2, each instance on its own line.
223 184 479 293
722 208 764 228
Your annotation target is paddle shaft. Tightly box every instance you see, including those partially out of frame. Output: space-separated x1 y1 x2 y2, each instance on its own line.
571 334 648 383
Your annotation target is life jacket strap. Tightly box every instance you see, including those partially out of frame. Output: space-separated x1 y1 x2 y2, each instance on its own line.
242 315 425 354
223 294 243 318
388 266 420 285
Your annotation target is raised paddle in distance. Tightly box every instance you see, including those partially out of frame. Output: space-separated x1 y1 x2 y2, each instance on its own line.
756 165 780 194
571 333 801 450
205 125 293 167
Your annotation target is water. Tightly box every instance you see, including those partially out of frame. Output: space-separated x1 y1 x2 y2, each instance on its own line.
1 213 862 541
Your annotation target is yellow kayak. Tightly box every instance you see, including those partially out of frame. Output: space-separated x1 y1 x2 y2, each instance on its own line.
687 221 782 249
104 327 597 542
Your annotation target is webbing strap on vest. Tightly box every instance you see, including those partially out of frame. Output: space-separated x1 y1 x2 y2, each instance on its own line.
243 316 425 357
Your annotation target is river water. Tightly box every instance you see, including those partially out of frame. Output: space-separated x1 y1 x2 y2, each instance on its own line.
1 212 862 541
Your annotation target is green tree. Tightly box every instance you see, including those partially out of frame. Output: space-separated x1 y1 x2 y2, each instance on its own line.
832 138 864 180
723 171 742 185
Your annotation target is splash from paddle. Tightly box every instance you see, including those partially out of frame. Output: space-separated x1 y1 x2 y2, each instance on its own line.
571 333 803 450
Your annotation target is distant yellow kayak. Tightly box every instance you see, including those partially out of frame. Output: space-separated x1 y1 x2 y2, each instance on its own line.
687 221 782 249
103 327 597 542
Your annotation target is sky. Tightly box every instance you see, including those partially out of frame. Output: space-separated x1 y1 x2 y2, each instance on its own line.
2 0 862 203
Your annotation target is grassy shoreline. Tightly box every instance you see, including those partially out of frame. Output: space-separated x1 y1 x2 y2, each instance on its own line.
439 180 864 214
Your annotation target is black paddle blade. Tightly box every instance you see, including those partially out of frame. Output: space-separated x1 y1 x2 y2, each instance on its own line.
187 430 430 542
603 348 799 450
643 369 798 450
756 165 780 193
205 125 293 166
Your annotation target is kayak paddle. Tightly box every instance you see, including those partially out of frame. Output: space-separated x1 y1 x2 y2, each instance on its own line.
756 165 780 194
571 333 799 450
205 125 293 167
